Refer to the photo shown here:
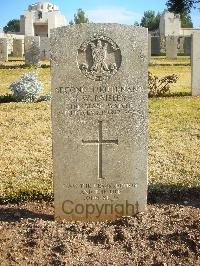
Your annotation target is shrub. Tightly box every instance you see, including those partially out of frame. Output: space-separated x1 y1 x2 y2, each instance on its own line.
148 72 178 97
10 72 43 102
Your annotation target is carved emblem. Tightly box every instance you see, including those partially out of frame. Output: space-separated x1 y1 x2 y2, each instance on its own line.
78 35 122 81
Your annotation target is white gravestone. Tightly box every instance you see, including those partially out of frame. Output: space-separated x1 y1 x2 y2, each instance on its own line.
40 37 50 61
0 38 8 62
13 39 24 58
24 36 40 65
192 32 200 96
166 36 178 59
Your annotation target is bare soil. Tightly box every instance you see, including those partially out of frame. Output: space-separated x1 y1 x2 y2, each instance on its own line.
0 199 199 266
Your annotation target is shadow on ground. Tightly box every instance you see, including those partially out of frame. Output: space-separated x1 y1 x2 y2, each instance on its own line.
0 184 199 222
148 184 200 208
0 94 51 103
0 207 53 222
8 59 24 62
0 64 49 70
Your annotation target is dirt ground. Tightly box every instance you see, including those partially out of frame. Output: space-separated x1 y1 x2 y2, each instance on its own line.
0 193 199 266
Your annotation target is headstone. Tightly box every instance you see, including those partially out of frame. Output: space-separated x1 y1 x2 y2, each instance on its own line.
151 36 160 55
40 37 50 60
24 36 40 65
0 38 8 62
184 37 191 56
192 32 200 96
51 24 148 221
148 34 151 61
13 39 24 57
177 36 184 54
166 36 178 59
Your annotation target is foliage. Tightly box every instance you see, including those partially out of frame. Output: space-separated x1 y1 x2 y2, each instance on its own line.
3 19 20 33
148 71 178 97
166 0 200 14
10 72 43 102
140 11 161 31
70 8 89 25
181 11 193 28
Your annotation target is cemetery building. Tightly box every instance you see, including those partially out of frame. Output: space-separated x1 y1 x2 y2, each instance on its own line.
160 11 200 37
20 2 67 37
159 11 181 36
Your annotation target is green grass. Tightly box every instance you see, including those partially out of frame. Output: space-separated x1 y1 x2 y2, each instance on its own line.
151 56 190 65
0 57 199 202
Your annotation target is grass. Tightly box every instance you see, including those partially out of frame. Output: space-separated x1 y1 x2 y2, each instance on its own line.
149 97 200 187
0 57 199 202
149 65 191 95
151 56 191 65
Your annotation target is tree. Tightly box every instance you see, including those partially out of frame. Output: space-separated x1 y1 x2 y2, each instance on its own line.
166 0 200 14
70 8 89 25
3 19 20 33
140 11 161 31
181 11 193 28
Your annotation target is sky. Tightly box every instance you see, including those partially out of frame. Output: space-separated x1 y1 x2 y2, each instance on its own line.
0 0 199 31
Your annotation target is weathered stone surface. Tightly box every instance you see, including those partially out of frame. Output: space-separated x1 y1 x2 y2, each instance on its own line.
166 36 178 59
148 34 151 61
13 39 24 57
40 37 50 60
51 24 148 221
184 36 191 56
24 36 40 65
0 38 8 62
151 36 160 55
192 32 200 96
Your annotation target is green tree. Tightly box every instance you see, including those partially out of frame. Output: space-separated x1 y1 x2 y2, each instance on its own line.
181 11 193 28
70 8 89 25
166 0 200 14
140 11 161 31
3 19 20 33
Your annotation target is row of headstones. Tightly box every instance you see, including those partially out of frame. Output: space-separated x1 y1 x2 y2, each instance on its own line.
0 36 50 63
0 35 193 63
1 32 199 96
148 33 200 95
148 35 192 59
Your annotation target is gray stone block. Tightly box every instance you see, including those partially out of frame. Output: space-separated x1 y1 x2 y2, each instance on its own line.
24 36 40 65
192 32 200 96
0 38 8 62
51 24 148 221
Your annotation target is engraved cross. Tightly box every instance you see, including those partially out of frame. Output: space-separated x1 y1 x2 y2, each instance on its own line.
82 121 118 179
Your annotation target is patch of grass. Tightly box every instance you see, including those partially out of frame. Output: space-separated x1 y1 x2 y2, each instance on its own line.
149 65 191 95
151 56 190 65
0 102 52 202
149 97 200 188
